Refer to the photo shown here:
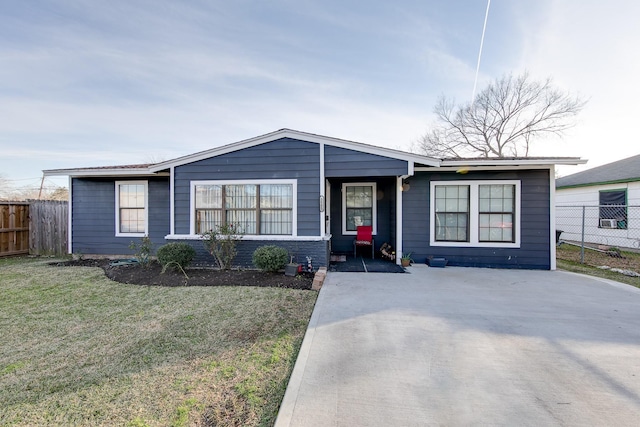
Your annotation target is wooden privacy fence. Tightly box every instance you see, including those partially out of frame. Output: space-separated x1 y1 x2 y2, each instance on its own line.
0 200 69 257
0 202 30 256
29 200 68 256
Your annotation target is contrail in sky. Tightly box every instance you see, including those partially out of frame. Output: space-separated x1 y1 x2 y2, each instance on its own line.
472 0 491 102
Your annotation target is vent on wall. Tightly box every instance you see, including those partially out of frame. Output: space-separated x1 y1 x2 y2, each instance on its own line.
600 219 617 229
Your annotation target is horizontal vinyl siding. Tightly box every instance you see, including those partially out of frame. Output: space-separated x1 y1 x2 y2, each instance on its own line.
403 169 551 269
324 146 408 177
71 177 170 255
174 138 320 236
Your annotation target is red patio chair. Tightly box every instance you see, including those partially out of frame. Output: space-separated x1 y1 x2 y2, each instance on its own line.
353 225 374 259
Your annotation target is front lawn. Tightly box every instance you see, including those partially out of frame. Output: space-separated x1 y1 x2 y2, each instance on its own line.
0 257 317 426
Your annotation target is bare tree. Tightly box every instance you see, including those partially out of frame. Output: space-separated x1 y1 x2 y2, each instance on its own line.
0 174 18 200
417 72 586 158
0 174 69 201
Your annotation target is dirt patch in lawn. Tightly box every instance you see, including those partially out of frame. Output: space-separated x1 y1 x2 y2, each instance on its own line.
53 259 314 290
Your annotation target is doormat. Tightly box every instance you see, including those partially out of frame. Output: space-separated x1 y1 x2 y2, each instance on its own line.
329 256 406 273
330 255 347 262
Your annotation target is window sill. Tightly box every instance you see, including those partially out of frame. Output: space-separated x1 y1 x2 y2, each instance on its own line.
430 241 520 248
166 234 328 241
116 232 147 238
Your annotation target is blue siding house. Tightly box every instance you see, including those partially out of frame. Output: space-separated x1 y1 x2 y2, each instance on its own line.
44 129 585 270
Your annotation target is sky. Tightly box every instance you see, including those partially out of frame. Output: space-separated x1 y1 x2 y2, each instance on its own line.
1 0 639 192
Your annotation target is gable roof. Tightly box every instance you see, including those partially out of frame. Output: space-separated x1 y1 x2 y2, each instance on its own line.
43 128 587 177
147 128 440 172
556 154 640 188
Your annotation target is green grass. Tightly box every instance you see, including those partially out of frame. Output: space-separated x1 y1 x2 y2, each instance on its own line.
557 258 640 288
0 257 317 426
557 243 640 289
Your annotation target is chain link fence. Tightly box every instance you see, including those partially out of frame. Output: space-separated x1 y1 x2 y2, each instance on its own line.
555 205 640 274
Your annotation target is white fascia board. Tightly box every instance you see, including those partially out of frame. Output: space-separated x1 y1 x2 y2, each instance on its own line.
43 168 166 177
149 129 441 172
417 165 564 173
439 158 587 168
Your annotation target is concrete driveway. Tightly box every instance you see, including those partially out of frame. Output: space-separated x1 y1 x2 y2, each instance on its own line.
275 266 640 426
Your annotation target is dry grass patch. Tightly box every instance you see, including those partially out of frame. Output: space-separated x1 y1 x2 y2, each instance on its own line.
0 257 317 426
557 244 640 288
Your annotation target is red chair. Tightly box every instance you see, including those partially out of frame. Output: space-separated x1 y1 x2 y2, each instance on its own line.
353 225 374 258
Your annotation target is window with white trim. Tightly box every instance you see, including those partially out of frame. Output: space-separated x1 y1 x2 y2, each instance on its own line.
115 181 148 236
193 181 295 235
431 180 520 247
342 182 377 235
478 184 516 242
434 185 469 242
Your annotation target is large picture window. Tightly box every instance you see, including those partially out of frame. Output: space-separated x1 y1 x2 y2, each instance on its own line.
193 181 295 235
115 181 148 236
431 180 520 247
342 182 377 235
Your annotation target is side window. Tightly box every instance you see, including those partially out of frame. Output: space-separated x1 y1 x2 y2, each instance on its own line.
116 181 148 236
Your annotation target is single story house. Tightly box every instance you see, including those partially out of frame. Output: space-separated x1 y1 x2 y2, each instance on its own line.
44 129 585 270
556 154 640 249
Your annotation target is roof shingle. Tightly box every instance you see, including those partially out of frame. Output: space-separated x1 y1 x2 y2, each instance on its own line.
556 154 640 188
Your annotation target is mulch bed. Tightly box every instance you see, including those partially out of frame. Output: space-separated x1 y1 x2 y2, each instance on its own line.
52 259 314 290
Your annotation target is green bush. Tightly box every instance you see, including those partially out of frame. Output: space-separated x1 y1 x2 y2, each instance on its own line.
252 245 289 272
156 242 196 269
201 224 243 270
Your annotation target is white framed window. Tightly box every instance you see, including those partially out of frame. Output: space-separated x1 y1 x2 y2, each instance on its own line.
190 180 297 236
430 180 520 248
115 181 148 237
342 182 377 235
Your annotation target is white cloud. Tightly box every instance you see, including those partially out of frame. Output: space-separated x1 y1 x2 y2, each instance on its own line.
519 0 640 175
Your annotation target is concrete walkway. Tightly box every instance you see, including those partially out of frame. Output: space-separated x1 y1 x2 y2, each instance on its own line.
275 266 640 426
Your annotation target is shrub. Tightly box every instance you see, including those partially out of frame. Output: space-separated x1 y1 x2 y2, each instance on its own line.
156 242 196 270
252 245 289 272
128 235 154 268
202 223 244 270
